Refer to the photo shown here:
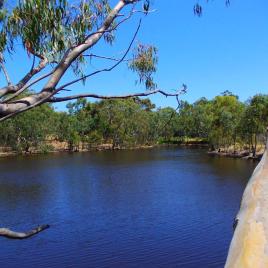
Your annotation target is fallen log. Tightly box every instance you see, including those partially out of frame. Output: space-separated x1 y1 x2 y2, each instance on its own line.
0 224 49 239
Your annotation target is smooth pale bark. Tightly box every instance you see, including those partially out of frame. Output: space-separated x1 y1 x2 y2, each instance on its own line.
0 91 50 116
225 141 268 267
0 225 49 239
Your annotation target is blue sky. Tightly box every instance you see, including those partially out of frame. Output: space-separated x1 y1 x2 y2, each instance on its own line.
1 0 268 110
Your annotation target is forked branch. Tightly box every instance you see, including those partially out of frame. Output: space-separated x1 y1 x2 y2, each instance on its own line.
0 56 48 99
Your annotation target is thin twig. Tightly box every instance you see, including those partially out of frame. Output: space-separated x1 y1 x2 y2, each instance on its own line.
84 53 131 62
0 60 12 86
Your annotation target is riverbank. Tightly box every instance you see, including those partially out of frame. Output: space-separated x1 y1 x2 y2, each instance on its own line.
0 140 211 158
0 143 157 158
208 149 264 161
1 141 264 162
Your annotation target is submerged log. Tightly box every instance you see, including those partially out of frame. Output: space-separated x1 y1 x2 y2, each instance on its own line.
225 141 268 267
0 224 49 239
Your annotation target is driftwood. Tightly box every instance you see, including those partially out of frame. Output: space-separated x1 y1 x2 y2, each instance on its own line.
0 224 49 239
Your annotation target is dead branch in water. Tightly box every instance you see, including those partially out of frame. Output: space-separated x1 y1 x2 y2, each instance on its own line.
0 224 49 239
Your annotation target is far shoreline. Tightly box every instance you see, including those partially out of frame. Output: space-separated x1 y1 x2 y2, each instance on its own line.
0 142 262 162
0 142 209 159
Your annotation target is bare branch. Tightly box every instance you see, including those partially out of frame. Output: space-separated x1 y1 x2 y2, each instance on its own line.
0 63 12 86
3 70 54 103
0 91 56 122
0 55 12 86
0 84 186 123
49 86 187 103
132 8 157 14
84 53 130 62
0 225 49 239
0 56 48 99
123 0 141 4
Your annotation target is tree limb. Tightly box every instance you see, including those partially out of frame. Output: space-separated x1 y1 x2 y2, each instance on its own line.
3 70 54 104
49 87 187 103
84 53 130 62
0 225 49 239
0 56 48 99
0 84 186 122
0 91 55 121
0 54 12 86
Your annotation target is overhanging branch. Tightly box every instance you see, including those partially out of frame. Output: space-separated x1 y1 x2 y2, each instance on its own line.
84 53 131 62
49 86 187 103
0 225 49 239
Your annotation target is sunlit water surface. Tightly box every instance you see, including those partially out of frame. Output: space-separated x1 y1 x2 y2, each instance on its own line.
0 147 257 268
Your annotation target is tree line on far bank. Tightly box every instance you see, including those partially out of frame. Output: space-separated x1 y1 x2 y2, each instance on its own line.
0 91 268 156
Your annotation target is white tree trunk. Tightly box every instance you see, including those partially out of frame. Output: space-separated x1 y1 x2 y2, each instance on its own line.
225 141 268 267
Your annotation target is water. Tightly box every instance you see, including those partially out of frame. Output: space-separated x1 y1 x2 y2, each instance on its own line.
0 147 256 268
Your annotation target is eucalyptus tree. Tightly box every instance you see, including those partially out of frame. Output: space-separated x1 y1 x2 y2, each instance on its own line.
238 95 268 156
176 98 213 143
0 0 186 123
0 96 57 152
209 95 244 151
89 98 151 147
156 107 179 141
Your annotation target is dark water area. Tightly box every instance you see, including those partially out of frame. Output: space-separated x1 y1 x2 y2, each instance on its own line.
0 147 257 268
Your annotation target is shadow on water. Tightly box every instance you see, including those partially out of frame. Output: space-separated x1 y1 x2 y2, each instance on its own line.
0 147 257 268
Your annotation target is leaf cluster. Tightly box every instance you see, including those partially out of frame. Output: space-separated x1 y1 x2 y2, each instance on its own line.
128 43 158 90
0 0 112 61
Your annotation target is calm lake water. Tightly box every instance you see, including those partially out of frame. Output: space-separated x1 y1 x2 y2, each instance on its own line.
0 147 257 268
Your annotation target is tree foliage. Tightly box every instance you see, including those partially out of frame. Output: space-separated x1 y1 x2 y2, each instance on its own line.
1 0 113 60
